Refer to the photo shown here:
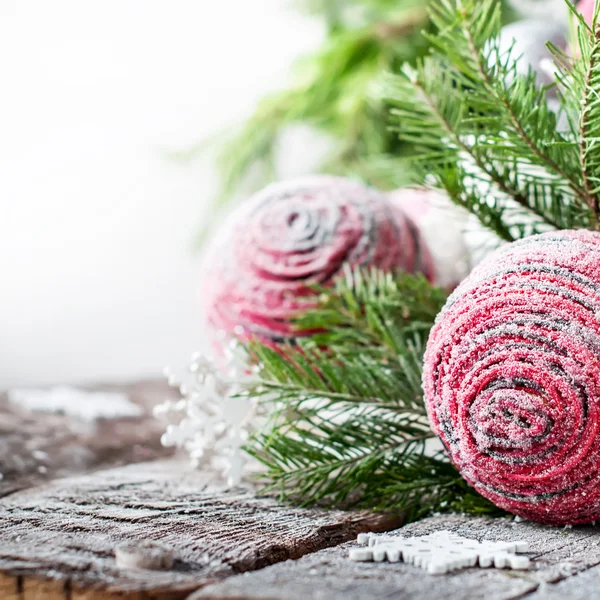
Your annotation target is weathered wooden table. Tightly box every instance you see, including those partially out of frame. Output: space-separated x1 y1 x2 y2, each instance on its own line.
1 381 599 599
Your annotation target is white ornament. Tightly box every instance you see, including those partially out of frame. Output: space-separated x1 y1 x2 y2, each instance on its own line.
505 0 569 22
388 188 471 289
154 342 262 486
349 531 530 575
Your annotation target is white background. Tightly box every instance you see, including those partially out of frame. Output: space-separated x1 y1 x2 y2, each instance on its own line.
0 0 321 386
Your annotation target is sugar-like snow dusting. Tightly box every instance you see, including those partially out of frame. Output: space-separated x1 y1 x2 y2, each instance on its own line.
423 230 600 525
8 386 143 422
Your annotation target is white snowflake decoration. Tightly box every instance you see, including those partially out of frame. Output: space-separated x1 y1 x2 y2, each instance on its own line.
349 531 530 575
153 342 262 487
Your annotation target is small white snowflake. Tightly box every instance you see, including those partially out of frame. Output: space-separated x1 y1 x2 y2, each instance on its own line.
154 342 262 486
349 530 530 575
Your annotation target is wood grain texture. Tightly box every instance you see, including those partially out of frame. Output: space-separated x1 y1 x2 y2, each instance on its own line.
0 459 402 599
526 563 600 599
190 514 600 600
4 379 600 599
0 380 176 498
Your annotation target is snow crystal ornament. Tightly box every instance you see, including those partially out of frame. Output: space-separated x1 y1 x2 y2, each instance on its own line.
200 175 436 346
154 344 261 486
423 230 600 525
349 531 530 574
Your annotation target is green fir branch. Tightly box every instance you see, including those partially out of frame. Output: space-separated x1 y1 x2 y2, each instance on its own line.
208 8 430 202
578 21 600 219
244 268 501 519
191 0 515 238
387 0 600 240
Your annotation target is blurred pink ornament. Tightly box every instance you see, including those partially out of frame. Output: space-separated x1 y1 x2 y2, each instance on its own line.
200 176 443 346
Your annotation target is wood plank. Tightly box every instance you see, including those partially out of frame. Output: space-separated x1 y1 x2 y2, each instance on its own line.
0 380 176 497
526 563 600 599
0 572 20 600
189 514 600 600
0 459 402 600
22 578 70 600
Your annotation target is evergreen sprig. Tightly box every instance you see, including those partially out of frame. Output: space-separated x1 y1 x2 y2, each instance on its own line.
191 0 514 239
387 0 600 240
208 0 432 206
553 1 600 218
245 268 501 519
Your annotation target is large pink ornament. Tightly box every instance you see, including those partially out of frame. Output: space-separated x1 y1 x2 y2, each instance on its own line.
200 176 435 344
424 230 600 525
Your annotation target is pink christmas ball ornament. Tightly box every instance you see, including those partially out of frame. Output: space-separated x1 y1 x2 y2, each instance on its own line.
423 230 600 525
200 176 436 345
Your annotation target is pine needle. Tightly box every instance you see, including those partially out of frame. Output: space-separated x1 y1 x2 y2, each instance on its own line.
245 268 501 520
386 0 599 239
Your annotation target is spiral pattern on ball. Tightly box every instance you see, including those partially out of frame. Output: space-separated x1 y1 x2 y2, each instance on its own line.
201 176 434 343
423 230 600 524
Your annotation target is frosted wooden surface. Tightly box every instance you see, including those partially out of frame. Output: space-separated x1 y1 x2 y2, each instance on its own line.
2 381 600 599
192 514 600 600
